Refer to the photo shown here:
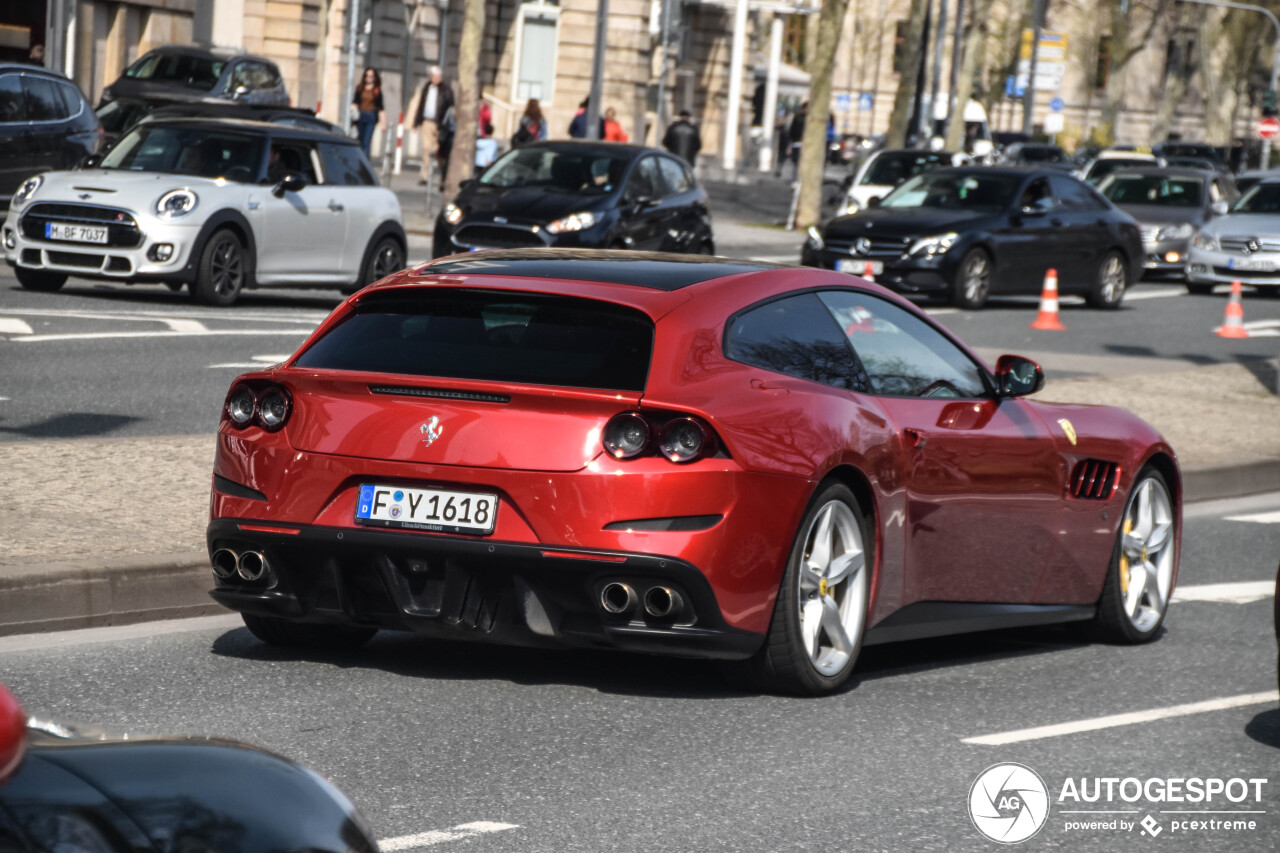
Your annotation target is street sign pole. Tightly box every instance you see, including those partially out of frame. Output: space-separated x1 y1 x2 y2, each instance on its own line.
1021 0 1046 136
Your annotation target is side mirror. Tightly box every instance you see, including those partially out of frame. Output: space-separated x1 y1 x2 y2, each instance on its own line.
867 195 882 209
0 684 26 787
79 153 103 169
233 85 250 99
459 177 475 189
1210 200 1229 216
994 354 1044 398
272 171 307 197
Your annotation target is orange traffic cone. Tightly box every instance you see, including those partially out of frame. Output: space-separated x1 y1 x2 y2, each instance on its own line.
863 260 876 282
1216 280 1250 338
1030 268 1066 330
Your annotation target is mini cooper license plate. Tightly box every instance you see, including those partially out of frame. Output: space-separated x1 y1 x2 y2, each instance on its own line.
837 259 883 275
355 484 497 534
45 222 108 244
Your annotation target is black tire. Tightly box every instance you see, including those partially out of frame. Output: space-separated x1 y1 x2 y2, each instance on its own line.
15 266 67 292
1087 250 1129 309
951 248 992 309
191 229 247 307
1089 467 1177 644
354 234 405 292
735 481 872 696
242 613 376 650
1185 281 1214 295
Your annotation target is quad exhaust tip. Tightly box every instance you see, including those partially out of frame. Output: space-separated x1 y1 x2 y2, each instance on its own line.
643 586 684 619
211 548 238 580
235 550 271 583
600 582 638 615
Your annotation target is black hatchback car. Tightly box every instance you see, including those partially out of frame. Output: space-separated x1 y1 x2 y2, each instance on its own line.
99 45 289 108
802 166 1142 309
433 141 714 257
0 64 99 206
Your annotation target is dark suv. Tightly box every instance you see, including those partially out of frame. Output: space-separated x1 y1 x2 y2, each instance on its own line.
99 45 289 108
0 64 100 206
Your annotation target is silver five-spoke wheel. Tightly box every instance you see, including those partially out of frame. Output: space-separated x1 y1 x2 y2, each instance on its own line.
797 500 868 675
1118 475 1175 633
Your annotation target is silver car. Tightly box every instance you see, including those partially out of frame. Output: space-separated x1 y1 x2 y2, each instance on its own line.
1186 179 1280 295
2 117 405 306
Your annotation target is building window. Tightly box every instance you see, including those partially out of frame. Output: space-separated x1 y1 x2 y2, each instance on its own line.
1095 34 1112 90
1164 33 1197 79
783 14 807 66
893 21 908 75
514 4 559 104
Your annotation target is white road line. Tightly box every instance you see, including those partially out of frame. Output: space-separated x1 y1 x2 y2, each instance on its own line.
208 354 293 369
1124 287 1186 301
1 307 328 324
963 691 1280 746
379 822 519 851
1225 510 1280 524
159 318 208 333
15 330 313 343
1172 580 1274 604
0 318 34 335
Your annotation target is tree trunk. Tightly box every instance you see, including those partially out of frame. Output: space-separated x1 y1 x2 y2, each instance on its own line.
795 0 852 229
886 0 929 148
944 0 994 151
444 0 484 201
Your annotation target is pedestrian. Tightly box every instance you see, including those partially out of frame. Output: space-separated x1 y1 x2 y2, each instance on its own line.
476 100 498 168
662 109 702 166
411 65 455 186
350 67 385 157
786 102 808 177
603 107 629 143
26 44 44 66
512 98 547 147
568 98 590 139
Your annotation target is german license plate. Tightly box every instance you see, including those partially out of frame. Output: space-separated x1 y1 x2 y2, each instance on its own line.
355 484 497 534
1227 257 1275 272
45 222 108 244
837 259 882 275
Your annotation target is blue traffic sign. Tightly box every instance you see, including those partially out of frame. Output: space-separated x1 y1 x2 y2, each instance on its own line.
859 92 874 111
836 93 851 111
1049 97 1064 112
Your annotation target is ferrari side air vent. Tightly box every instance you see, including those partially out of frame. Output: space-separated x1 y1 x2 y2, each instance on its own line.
369 385 511 404
1070 460 1120 500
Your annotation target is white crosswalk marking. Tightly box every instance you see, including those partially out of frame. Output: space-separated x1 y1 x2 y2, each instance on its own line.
0 318 34 335
379 822 519 851
1225 510 1280 524
1172 580 1274 604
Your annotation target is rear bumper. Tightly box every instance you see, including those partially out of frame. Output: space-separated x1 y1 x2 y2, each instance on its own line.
207 518 763 659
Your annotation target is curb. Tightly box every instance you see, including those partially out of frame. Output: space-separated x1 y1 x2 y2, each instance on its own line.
1 461 1276 639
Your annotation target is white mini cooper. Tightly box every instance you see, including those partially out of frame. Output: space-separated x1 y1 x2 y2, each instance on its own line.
2 117 405 305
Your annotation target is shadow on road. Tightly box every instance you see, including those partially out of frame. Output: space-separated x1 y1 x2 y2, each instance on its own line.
0 412 142 439
1245 708 1280 749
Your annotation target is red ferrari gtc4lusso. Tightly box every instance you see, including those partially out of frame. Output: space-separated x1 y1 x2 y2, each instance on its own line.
208 249 1180 695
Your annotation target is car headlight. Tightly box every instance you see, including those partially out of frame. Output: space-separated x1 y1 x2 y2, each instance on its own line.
1158 223 1194 241
907 231 959 257
12 176 42 208
843 202 860 216
545 211 597 234
806 225 825 250
156 189 198 218
443 203 463 225
1192 232 1219 251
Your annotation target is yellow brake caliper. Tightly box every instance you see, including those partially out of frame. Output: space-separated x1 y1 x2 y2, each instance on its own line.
1119 519 1132 594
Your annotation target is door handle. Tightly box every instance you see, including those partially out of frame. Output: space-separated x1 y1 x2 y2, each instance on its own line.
904 428 928 448
328 200 345 212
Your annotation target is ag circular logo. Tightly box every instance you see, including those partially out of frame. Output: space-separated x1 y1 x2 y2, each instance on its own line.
969 763 1050 844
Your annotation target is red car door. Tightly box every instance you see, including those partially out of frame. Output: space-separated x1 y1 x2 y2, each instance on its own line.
816 290 1065 605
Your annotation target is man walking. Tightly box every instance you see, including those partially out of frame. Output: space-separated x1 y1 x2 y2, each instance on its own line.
412 66 455 185
662 110 702 167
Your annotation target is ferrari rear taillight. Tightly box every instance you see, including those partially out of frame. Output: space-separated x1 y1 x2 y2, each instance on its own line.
225 382 293 432
603 412 718 463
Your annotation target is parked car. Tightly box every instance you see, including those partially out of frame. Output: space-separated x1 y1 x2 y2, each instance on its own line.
2 117 405 305
96 97 342 147
802 166 1142 309
998 142 1074 170
1096 167 1236 280
1231 168 1280 195
1078 150 1165 185
841 148 956 215
1163 155 1220 172
205 249 1180 695
1186 178 1280 295
99 45 289 108
0 63 100 206
432 141 713 257
1154 141 1225 170
0 683 380 852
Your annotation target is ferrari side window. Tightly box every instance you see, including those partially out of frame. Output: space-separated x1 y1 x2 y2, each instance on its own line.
725 294 863 390
817 291 986 398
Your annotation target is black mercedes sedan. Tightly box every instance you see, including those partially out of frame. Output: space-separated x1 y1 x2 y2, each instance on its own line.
1095 166 1236 280
801 166 1143 309
433 141 714 258
0 683 380 852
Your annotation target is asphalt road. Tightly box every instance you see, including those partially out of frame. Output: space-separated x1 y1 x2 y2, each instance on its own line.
2 259 1278 442
2 491 1278 852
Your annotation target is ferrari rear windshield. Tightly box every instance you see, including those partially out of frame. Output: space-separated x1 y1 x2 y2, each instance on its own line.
294 289 654 392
